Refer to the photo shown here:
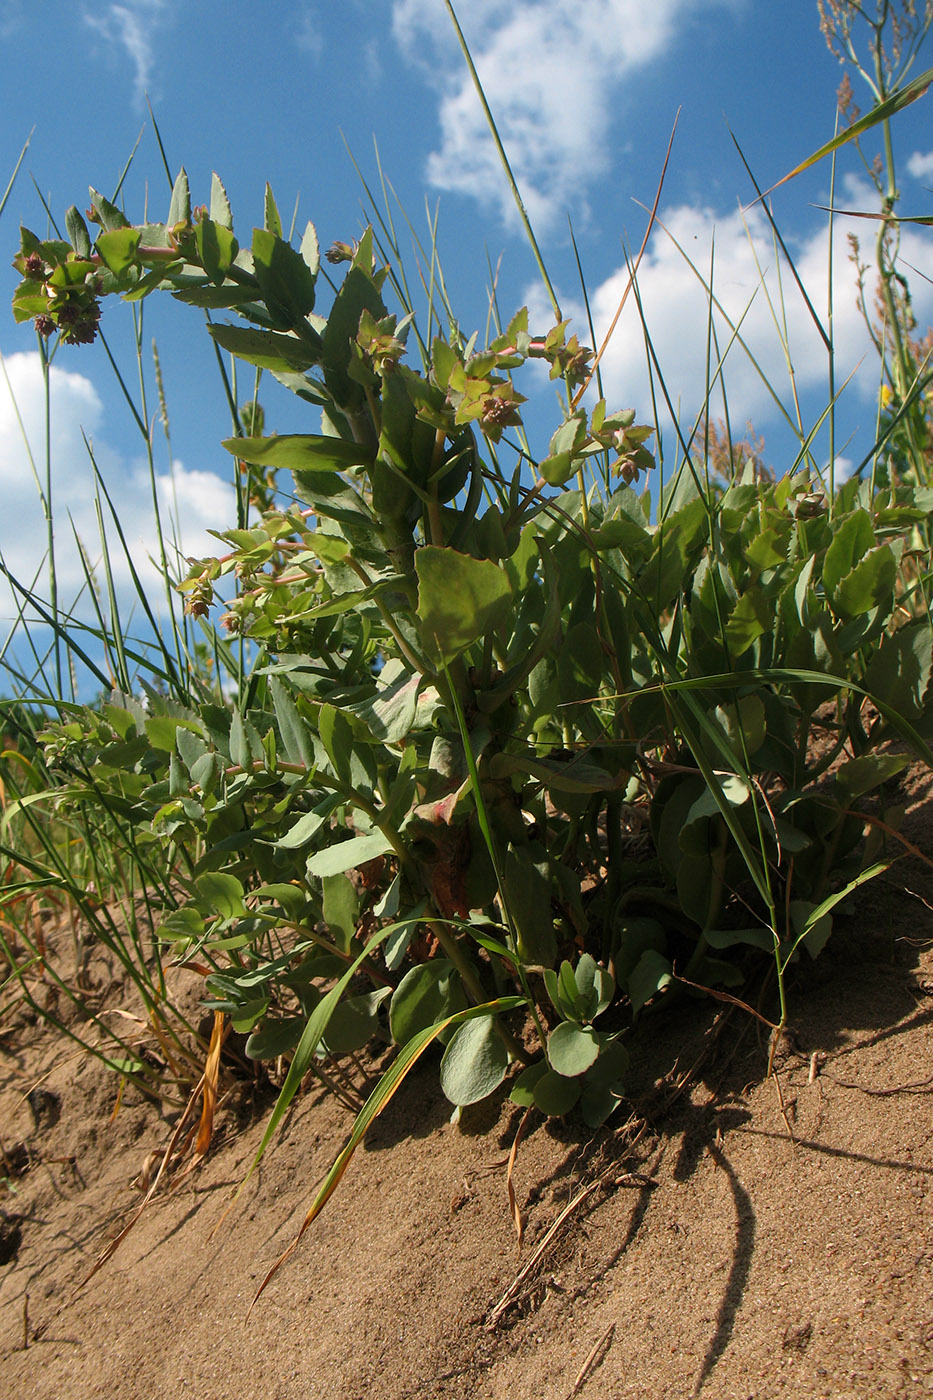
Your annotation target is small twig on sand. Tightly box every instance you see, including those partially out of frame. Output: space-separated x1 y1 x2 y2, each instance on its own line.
564 1323 615 1399
506 1105 533 1252
486 1180 601 1329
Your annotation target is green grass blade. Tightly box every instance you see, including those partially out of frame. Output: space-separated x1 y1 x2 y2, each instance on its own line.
241 918 432 1185
441 0 561 324
250 995 525 1308
0 129 32 223
762 65 933 197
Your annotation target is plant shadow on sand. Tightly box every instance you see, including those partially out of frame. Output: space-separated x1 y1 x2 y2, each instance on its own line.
1 865 931 1399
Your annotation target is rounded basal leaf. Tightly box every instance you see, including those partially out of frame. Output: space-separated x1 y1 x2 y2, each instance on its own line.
195 870 245 920
557 622 604 703
231 996 270 1035
675 851 718 928
714 695 766 756
556 959 579 1018
323 988 391 1055
533 1069 581 1117
628 949 673 1017
509 1058 548 1108
252 882 310 918
706 926 775 953
580 1079 625 1128
789 899 834 961
547 1020 600 1077
579 1040 629 1127
439 1015 509 1106
502 849 557 969
653 773 707 881
586 1039 629 1087
245 1015 304 1061
389 959 466 1047
542 968 562 1017
157 906 205 942
383 920 414 972
611 916 667 986
322 873 359 954
692 956 746 988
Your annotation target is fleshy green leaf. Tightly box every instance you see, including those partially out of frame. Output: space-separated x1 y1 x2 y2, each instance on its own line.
66 205 92 258
96 227 141 274
440 1015 509 1105
264 182 282 238
251 226 316 323
195 871 246 920
269 674 314 768
307 832 395 879
628 949 673 1016
300 221 320 277
273 803 333 851
832 545 897 620
533 1068 581 1117
823 510 874 598
834 752 909 802
510 1058 548 1108
580 1041 629 1127
195 217 239 285
323 988 391 1054
547 1020 600 1077
416 546 512 662
209 323 321 372
389 959 467 1046
724 587 772 653
245 1016 304 1060
209 171 233 229
221 433 373 472
167 168 190 228
88 187 131 231
322 872 359 953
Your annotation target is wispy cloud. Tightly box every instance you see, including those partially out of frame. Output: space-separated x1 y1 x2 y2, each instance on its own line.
0 1 23 41
83 0 173 109
526 177 933 452
0 351 234 639
392 0 736 234
295 2 323 59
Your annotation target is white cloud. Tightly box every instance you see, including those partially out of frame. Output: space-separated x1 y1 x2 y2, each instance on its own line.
0 1 23 40
392 0 735 233
83 0 173 109
0 350 234 642
907 150 933 181
531 178 933 453
295 3 323 58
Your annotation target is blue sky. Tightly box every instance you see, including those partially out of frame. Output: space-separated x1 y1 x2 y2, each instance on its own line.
0 0 932 673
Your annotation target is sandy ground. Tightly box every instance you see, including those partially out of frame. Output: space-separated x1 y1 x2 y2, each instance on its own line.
2 825 932 1399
